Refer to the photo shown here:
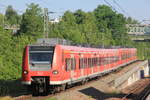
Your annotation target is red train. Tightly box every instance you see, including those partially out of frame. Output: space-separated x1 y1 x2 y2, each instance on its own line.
22 44 137 95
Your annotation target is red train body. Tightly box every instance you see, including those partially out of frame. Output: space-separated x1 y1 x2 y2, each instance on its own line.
22 44 137 94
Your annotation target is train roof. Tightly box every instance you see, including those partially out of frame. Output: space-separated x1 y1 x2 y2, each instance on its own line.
58 45 136 53
27 44 136 52
28 38 136 52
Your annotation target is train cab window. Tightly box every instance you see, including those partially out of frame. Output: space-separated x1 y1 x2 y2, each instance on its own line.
29 46 54 71
29 46 54 64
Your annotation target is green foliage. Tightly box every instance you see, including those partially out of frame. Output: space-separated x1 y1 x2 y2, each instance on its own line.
45 97 57 100
50 5 131 47
0 3 149 83
5 5 20 25
20 3 43 37
0 3 39 80
126 17 139 24
0 26 34 80
0 14 4 27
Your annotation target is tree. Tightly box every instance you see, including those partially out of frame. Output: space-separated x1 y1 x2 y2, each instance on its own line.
49 11 85 44
126 17 139 24
20 3 43 37
5 5 19 25
0 27 13 79
76 12 100 45
0 14 4 27
74 9 86 24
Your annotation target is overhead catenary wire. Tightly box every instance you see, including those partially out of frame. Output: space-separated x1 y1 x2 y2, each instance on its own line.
103 0 117 12
113 0 130 17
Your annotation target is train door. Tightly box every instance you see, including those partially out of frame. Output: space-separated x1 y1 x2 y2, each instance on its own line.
70 67 74 81
100 53 104 72
64 53 71 81
72 54 78 79
79 54 84 77
83 55 88 77
84 56 88 77
87 54 91 75
119 49 122 65
64 52 76 83
103 52 106 72
70 54 75 81
75 53 80 79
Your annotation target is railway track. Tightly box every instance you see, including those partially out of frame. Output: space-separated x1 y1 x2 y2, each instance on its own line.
141 89 150 100
121 78 150 100
13 78 101 100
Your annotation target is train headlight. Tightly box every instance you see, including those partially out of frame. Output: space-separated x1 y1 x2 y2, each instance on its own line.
52 70 59 75
23 70 28 74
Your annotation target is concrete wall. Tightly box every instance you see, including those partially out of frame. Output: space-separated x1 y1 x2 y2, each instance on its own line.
114 60 149 89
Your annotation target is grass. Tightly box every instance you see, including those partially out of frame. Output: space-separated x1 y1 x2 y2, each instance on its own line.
0 96 12 100
0 79 28 97
45 97 57 100
111 90 121 94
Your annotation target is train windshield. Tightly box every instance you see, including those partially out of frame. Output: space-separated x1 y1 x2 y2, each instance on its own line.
29 46 54 70
29 52 53 63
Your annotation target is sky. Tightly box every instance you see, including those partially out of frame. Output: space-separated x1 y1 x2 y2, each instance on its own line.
0 0 150 22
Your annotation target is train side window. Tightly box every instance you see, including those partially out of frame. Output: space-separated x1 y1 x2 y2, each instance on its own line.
122 54 126 60
88 58 91 67
66 58 71 71
103 57 106 65
94 57 98 66
94 58 96 66
79 58 83 69
92 58 94 67
84 58 88 68
108 57 111 64
100 57 103 65
90 58 92 67
66 58 76 71
79 58 81 69
104 57 107 65
98 57 101 66
97 57 99 66
71 58 76 70
83 58 87 68
106 57 109 64
82 58 84 68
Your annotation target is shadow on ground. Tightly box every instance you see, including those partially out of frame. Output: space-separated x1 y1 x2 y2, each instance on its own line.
79 86 133 100
0 79 30 97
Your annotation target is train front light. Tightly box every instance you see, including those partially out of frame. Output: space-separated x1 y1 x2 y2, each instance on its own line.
52 70 59 75
23 70 28 74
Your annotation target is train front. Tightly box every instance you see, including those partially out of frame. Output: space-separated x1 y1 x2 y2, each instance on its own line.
22 45 54 94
